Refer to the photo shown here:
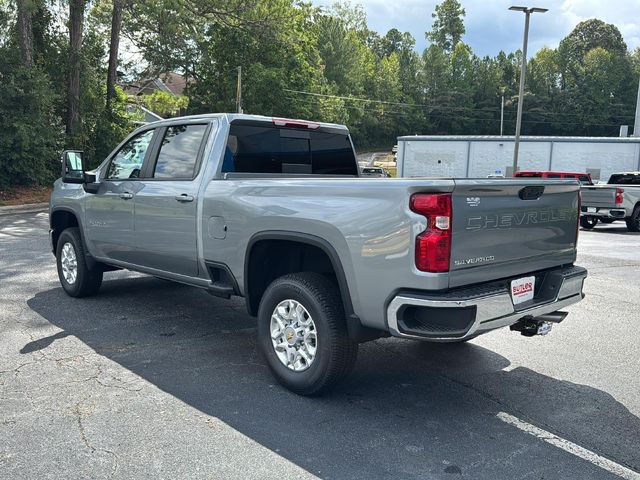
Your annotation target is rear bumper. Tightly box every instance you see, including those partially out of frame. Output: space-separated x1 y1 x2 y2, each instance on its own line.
581 207 627 218
386 265 587 342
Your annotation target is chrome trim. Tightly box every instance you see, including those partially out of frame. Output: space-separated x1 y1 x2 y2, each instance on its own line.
387 270 587 342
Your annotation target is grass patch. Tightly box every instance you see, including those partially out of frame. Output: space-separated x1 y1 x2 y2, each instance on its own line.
0 185 52 206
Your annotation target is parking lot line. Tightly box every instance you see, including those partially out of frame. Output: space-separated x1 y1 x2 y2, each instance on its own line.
497 412 640 480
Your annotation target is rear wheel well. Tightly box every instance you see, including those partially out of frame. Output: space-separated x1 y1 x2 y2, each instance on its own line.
244 235 384 343
50 210 79 252
246 239 340 316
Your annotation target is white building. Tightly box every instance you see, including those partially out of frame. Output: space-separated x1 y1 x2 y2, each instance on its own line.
396 135 640 181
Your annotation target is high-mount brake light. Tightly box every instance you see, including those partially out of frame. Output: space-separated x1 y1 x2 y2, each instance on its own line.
409 193 452 273
272 118 320 130
615 188 624 204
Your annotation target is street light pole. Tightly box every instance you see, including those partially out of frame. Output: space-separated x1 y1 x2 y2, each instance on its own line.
500 93 505 136
509 6 547 174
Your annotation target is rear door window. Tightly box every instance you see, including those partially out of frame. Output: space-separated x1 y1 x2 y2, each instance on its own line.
222 122 357 175
153 124 208 179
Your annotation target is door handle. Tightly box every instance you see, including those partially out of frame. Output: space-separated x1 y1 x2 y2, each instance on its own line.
175 194 194 203
119 192 133 200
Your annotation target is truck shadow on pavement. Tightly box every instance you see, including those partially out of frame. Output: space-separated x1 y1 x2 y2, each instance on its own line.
26 275 640 479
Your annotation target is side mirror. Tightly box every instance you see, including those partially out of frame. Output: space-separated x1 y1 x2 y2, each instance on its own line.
61 150 85 184
61 150 99 193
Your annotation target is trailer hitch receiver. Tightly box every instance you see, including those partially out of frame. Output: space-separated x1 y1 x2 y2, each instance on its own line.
510 311 568 337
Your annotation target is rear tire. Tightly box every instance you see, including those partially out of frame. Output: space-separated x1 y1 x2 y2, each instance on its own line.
626 206 640 232
56 227 103 297
257 272 358 396
580 216 598 229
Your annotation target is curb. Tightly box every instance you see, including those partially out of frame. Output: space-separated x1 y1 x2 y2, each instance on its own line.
0 203 49 216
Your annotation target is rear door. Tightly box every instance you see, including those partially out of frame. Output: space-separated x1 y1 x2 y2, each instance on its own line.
449 179 580 287
134 122 212 277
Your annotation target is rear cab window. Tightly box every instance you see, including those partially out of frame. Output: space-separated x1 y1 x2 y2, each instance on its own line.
608 173 640 185
222 120 358 176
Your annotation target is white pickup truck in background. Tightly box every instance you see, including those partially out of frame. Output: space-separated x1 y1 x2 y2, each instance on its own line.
580 172 640 231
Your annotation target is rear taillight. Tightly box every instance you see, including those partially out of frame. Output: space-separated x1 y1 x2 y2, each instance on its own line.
615 188 624 204
410 193 452 272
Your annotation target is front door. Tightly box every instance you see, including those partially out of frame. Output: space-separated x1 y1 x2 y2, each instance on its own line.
134 123 210 277
85 129 155 263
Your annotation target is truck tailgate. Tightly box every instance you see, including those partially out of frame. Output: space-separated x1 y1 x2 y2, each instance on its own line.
449 179 579 288
581 185 617 207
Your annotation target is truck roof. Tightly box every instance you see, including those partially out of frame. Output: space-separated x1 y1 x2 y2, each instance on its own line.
144 113 349 131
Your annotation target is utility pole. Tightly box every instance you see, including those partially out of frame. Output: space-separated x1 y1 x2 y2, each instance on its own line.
236 66 243 114
509 6 547 174
633 74 640 136
500 93 505 136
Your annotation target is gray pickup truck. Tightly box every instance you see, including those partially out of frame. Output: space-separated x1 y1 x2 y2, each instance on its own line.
580 172 640 231
50 113 587 395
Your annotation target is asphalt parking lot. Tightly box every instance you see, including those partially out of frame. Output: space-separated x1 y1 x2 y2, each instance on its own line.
1 211 639 480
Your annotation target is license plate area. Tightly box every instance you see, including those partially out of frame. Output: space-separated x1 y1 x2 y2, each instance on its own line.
586 207 596 213
511 276 535 305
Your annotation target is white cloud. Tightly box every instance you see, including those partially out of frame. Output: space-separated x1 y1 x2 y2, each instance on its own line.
312 0 640 56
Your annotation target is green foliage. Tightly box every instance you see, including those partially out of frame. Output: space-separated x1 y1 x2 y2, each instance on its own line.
426 0 466 53
0 61 63 187
1 0 640 187
89 86 140 168
139 90 189 117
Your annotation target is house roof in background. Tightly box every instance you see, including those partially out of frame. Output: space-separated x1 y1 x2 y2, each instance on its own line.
121 72 187 97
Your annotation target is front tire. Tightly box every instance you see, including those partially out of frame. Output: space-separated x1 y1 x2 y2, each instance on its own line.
626 206 640 232
257 272 358 395
56 227 103 297
580 216 598 229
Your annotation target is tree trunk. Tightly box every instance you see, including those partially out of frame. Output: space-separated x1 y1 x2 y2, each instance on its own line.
106 0 124 111
16 0 34 67
67 0 86 136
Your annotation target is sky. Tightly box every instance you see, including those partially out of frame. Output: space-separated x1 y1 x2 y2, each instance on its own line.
312 0 640 57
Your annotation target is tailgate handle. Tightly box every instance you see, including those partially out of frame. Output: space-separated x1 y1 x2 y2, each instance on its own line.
519 186 545 200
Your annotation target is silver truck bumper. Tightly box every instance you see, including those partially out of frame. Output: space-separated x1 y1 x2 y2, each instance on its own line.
386 266 587 342
581 208 627 219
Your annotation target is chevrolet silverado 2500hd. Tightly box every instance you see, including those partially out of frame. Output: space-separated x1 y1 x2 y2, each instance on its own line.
580 172 640 231
50 114 587 395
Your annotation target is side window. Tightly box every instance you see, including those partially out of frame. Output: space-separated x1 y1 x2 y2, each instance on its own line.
106 130 154 180
153 124 207 179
